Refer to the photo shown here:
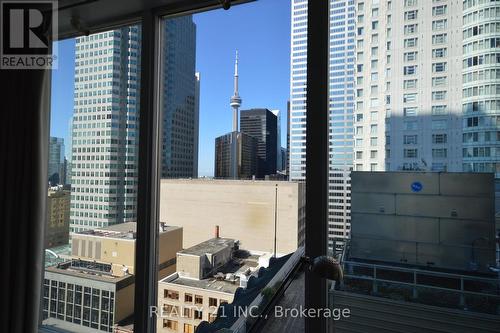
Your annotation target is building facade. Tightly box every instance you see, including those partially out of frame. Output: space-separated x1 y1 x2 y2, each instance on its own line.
48 137 65 185
289 0 355 249
70 27 141 233
240 108 278 178
70 17 197 233
43 222 182 333
462 0 500 177
46 187 70 248
160 179 305 253
193 72 201 178
271 109 282 172
214 131 257 179
161 17 198 178
354 0 463 173
157 237 272 333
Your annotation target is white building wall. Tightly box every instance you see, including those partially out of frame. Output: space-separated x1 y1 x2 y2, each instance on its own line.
290 0 355 250
354 0 463 173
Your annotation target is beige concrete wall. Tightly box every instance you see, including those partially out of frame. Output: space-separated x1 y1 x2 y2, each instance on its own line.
71 227 182 277
159 264 177 281
159 227 183 266
115 282 135 323
160 179 304 254
176 254 201 280
71 234 136 276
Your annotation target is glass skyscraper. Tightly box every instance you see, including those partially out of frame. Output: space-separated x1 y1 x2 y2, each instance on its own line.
161 17 198 178
48 136 65 185
289 0 355 250
70 17 197 233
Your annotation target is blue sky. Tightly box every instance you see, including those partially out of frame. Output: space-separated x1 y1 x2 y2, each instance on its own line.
50 0 291 177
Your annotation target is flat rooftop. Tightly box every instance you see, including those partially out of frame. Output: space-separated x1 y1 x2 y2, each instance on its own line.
178 237 235 256
46 259 133 285
162 249 263 294
76 222 179 240
161 178 301 185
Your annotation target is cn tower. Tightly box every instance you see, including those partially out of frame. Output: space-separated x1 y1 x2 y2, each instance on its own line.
230 50 242 132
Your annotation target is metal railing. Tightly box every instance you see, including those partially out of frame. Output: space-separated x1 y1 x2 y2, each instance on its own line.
341 259 500 314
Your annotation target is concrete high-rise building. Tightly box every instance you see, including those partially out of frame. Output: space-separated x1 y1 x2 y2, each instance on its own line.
70 17 196 233
70 27 141 233
240 108 278 178
286 100 290 176
66 118 73 185
354 0 463 173
46 187 70 248
193 72 200 178
48 137 65 186
271 109 282 171
159 179 305 253
289 0 355 249
462 0 500 222
43 222 182 333
214 131 257 179
462 1 500 177
161 17 197 178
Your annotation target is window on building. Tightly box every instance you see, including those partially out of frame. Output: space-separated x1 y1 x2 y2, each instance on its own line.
432 134 447 144
404 107 417 117
184 323 195 333
194 310 203 320
432 119 448 129
432 5 447 16
404 135 418 144
404 65 417 75
404 38 418 48
432 148 447 158
432 105 447 115
404 10 418 20
404 149 418 158
165 290 179 300
164 319 179 330
403 93 417 103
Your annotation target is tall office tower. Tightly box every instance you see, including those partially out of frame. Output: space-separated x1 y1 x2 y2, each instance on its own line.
280 147 287 171
354 0 463 174
271 109 282 171
66 119 73 185
240 108 278 178
462 1 500 177
289 0 355 250
286 100 290 175
48 137 65 186
70 27 141 233
214 132 257 179
193 72 201 178
70 18 196 233
161 17 197 178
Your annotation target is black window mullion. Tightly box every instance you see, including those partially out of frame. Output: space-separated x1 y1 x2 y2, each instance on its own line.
305 0 329 332
134 8 162 333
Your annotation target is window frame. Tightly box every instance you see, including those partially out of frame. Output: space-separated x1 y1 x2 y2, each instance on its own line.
39 1 328 333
